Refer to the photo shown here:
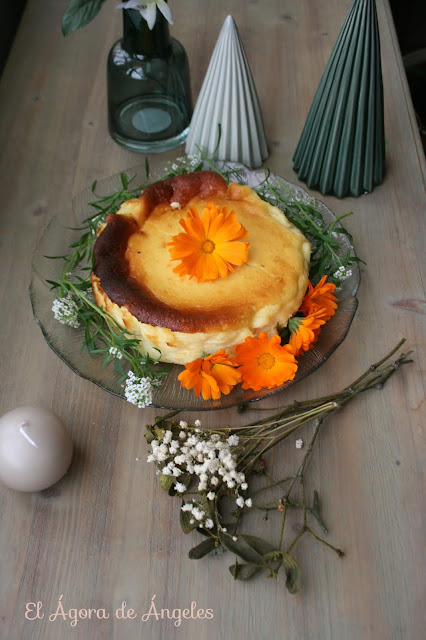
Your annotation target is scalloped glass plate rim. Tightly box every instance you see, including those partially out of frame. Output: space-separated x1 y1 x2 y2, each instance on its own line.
30 159 360 411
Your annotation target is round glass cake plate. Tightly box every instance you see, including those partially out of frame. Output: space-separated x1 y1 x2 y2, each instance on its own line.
30 160 360 411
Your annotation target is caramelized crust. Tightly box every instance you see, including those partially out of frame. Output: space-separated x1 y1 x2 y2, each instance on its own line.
140 170 228 211
93 172 238 332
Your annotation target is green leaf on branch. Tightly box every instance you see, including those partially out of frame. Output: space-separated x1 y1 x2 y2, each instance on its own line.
167 473 191 497
62 0 107 35
229 562 262 581
239 535 277 557
200 493 215 520
144 430 155 444
283 554 302 594
311 490 328 533
188 538 217 559
219 532 274 568
159 473 174 491
180 509 198 534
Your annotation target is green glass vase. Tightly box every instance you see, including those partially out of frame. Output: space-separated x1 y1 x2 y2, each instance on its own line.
107 8 192 153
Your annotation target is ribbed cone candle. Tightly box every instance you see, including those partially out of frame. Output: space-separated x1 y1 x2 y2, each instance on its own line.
185 15 268 169
293 0 385 198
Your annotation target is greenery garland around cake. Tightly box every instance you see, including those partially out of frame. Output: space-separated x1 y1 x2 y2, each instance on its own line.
47 155 359 404
46 156 412 592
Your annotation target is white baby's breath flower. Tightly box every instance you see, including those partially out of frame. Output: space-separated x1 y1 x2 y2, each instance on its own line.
109 346 123 359
124 371 156 408
52 295 80 329
116 0 173 30
333 265 353 280
296 439 304 449
192 507 205 522
147 425 249 521
205 519 214 529
232 536 238 541
245 498 252 508
163 430 172 444
181 503 193 512
194 419 202 427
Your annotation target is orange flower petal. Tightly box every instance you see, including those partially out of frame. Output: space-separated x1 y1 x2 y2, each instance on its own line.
209 362 242 395
300 276 337 321
178 350 241 399
288 309 328 356
168 204 249 282
234 332 298 391
200 370 221 400
214 240 251 266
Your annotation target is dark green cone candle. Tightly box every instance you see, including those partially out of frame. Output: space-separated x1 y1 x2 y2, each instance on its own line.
293 0 385 198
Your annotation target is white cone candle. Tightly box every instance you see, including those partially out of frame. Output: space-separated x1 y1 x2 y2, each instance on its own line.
185 15 268 168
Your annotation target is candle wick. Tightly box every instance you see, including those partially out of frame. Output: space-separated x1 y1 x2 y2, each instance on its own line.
19 421 38 448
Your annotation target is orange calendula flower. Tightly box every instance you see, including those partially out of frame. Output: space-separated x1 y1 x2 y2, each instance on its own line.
233 333 298 391
299 275 338 321
288 309 328 357
168 203 250 282
178 350 242 400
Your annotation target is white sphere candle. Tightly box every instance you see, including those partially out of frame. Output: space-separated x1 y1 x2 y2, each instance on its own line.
0 406 73 492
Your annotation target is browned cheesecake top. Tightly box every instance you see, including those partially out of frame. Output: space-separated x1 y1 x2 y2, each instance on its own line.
93 171 310 334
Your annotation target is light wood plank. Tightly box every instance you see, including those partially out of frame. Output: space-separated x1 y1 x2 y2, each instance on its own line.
0 1 424 639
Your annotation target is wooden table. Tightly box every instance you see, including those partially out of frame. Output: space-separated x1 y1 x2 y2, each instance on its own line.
0 1 424 638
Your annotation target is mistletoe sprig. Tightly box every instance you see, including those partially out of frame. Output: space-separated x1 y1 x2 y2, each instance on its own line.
144 340 412 592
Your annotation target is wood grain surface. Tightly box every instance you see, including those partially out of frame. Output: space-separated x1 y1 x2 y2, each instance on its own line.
0 1 424 639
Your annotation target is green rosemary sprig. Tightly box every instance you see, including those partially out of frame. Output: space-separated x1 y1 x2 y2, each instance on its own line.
147 339 412 593
46 169 169 385
254 171 363 283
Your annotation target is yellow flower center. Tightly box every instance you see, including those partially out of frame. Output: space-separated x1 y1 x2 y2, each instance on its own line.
258 352 275 370
201 239 216 254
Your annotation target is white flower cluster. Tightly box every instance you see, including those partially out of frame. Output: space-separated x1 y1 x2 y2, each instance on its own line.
170 155 201 172
125 371 159 408
52 295 80 329
333 265 353 280
181 502 214 530
109 346 123 359
146 420 252 516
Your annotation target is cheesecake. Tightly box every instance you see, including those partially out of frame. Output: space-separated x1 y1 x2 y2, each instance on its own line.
91 171 311 364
